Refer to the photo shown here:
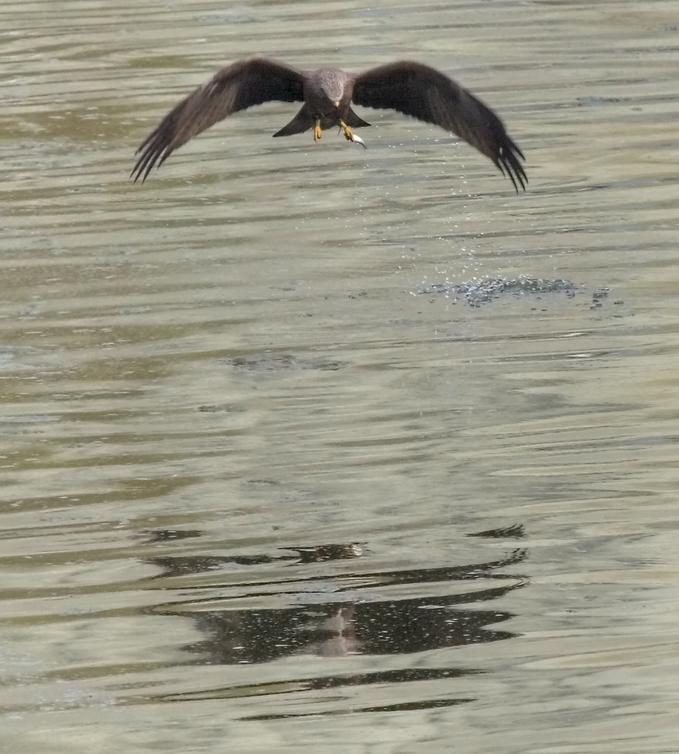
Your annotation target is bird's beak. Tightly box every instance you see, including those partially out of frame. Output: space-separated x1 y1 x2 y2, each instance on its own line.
333 100 340 108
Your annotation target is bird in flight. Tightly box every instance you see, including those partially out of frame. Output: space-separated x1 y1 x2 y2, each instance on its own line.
131 56 526 191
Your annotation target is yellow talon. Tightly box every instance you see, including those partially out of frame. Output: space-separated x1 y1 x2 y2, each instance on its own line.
313 121 322 142
338 119 366 148
339 120 353 141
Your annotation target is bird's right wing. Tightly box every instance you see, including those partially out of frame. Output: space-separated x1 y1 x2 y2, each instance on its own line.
352 61 526 191
132 57 305 182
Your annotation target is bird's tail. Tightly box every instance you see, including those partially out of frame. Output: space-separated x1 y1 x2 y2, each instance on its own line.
273 106 314 137
344 108 371 128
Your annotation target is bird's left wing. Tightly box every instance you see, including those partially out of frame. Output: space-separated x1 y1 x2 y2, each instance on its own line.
352 61 526 191
132 56 305 182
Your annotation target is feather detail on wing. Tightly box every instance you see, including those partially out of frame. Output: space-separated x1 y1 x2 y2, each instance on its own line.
131 56 305 182
352 61 526 191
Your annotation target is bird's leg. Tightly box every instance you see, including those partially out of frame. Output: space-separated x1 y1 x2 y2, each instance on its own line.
339 120 366 149
313 120 322 142
339 120 355 141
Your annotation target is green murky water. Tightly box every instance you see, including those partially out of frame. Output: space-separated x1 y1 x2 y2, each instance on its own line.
2 1 679 751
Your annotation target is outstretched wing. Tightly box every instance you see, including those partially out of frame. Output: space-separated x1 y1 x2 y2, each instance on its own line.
352 61 526 191
131 56 305 182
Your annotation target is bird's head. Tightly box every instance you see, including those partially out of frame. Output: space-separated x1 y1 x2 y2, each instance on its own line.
319 74 344 109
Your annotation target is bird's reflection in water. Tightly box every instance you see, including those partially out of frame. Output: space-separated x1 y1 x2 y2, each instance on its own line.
147 541 364 580
189 554 523 663
145 531 525 716
147 534 526 662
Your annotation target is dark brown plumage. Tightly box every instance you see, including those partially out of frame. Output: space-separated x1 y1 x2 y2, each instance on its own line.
131 56 526 191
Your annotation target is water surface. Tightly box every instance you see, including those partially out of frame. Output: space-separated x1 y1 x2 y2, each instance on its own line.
2 1 679 752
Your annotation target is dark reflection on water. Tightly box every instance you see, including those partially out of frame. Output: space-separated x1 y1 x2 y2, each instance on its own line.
147 541 365 578
142 533 525 717
144 528 203 544
185 588 517 663
148 536 526 664
245 695 472 720
293 542 365 563
468 523 525 539
227 353 347 374
154 667 475 718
